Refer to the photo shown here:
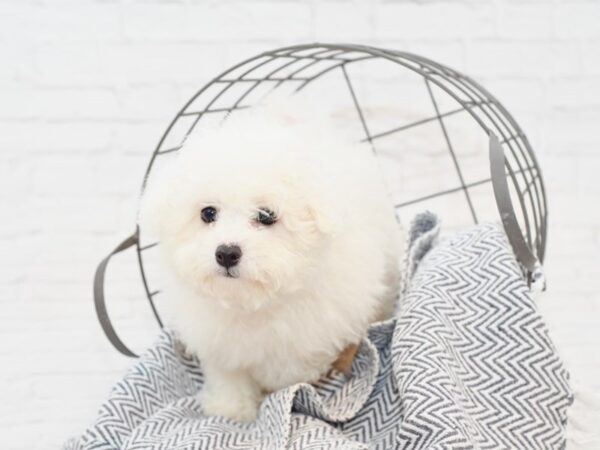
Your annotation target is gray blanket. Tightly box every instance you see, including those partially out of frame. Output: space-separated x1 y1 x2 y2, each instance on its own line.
65 215 572 449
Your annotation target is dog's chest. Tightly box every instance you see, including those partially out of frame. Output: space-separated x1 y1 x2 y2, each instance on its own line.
192 303 341 388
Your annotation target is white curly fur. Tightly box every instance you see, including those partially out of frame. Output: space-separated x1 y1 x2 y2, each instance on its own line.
140 98 403 422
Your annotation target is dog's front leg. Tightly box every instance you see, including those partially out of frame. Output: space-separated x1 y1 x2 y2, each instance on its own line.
200 362 263 422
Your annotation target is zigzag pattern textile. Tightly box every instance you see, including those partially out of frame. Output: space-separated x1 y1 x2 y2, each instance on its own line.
64 214 572 450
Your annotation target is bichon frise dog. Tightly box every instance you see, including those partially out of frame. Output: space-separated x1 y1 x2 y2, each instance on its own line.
141 99 403 422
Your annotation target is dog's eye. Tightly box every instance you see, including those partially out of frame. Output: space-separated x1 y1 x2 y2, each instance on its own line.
200 206 218 223
256 208 277 226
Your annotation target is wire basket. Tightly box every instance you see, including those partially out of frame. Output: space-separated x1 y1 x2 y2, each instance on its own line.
95 43 547 357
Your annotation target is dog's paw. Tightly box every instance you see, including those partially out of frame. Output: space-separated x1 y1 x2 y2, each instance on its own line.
201 387 261 422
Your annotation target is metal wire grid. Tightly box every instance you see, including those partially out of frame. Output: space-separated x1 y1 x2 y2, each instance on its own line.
135 43 547 328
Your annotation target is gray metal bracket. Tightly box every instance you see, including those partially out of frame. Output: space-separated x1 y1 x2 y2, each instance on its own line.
489 133 545 290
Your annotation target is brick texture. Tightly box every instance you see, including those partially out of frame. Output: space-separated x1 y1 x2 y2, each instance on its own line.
2 1 599 448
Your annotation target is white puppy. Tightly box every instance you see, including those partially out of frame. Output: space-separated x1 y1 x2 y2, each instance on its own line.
141 99 403 422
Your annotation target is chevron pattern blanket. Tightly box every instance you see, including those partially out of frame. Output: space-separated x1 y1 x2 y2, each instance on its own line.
65 216 572 450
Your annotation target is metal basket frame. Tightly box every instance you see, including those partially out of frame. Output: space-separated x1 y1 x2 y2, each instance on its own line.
94 43 547 357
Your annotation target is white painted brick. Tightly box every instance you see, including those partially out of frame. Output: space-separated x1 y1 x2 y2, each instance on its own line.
548 192 600 227
467 40 581 78
0 121 42 155
544 110 600 155
32 43 117 87
0 4 32 44
0 156 31 202
576 155 600 193
35 42 227 86
0 3 122 44
0 42 34 81
402 40 467 72
374 2 496 40
123 2 313 42
15 88 121 120
2 0 600 446
186 2 313 42
121 3 191 42
27 121 113 153
49 88 121 119
0 86 38 120
112 121 166 154
0 241 28 284
314 1 374 41
475 77 546 112
119 85 181 121
31 4 122 43
540 154 578 193
217 41 293 72
548 77 600 109
28 153 147 198
582 39 600 75
555 2 600 39
497 2 554 39
23 196 128 233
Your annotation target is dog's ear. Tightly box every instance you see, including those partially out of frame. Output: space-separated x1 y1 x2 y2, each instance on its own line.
138 159 178 239
304 204 334 236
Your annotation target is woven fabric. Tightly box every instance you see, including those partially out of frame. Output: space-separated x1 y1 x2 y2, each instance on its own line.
65 217 571 450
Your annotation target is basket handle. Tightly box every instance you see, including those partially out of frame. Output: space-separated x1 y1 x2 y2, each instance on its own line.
489 133 544 288
93 232 139 358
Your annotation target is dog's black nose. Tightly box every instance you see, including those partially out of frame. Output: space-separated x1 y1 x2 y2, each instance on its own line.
215 244 242 269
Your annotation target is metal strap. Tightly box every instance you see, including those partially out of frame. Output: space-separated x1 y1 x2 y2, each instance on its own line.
93 232 139 358
489 133 539 274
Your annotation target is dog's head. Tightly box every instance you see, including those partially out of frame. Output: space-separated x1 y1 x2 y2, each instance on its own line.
141 109 336 312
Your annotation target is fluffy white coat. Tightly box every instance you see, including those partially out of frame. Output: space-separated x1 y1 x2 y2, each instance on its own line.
141 100 403 421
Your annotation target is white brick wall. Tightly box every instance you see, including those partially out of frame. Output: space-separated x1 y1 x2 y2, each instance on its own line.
2 1 599 448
